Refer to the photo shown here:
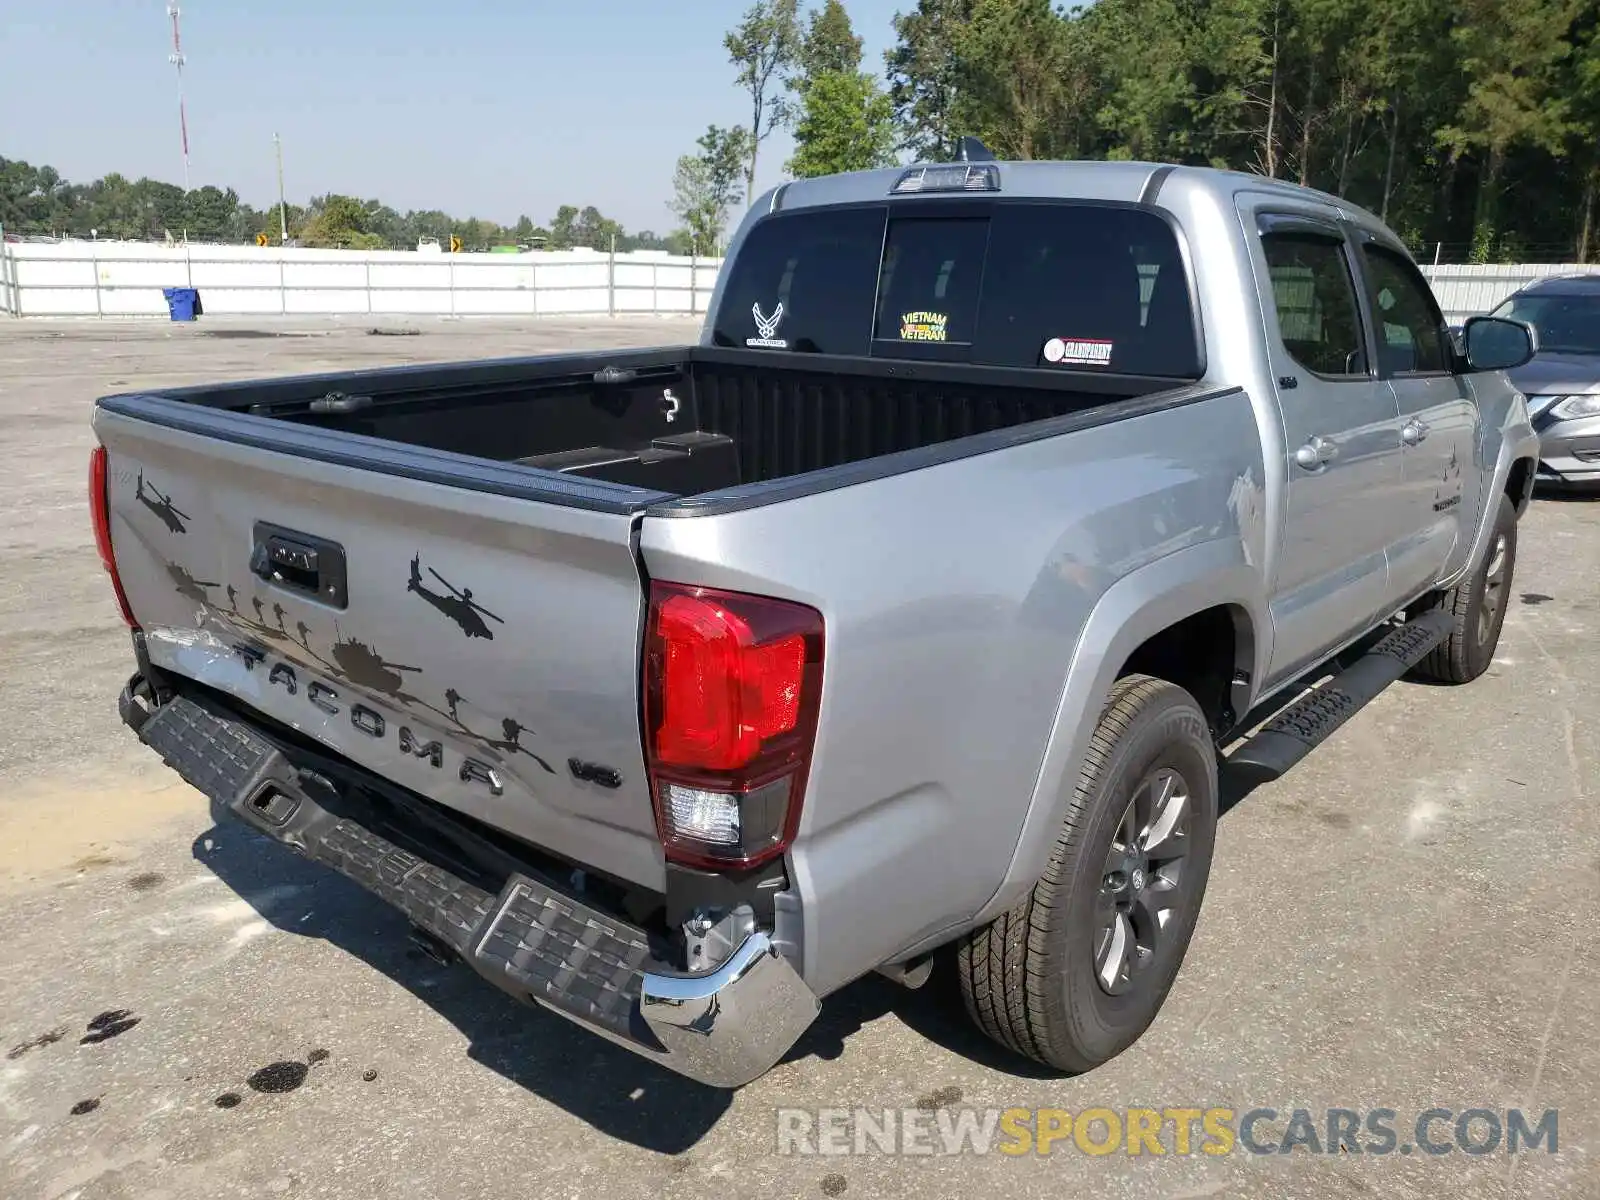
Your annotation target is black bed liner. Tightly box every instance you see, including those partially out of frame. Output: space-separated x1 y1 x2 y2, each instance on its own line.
96 346 1232 516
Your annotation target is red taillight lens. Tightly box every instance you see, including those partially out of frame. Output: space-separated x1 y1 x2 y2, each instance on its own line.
89 446 138 628
644 582 823 870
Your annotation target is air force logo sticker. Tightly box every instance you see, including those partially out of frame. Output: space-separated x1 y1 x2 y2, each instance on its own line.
746 301 788 349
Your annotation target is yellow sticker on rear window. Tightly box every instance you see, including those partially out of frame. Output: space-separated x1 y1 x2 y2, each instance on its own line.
899 311 948 342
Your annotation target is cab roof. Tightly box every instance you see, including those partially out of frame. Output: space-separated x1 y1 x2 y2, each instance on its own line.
767 159 1392 240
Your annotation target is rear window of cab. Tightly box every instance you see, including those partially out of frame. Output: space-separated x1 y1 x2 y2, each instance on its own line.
711 201 1202 379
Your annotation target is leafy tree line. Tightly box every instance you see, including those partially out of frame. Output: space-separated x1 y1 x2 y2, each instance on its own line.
677 0 1600 263
0 158 688 253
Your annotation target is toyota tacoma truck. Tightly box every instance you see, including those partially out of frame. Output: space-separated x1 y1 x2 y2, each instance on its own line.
93 159 1540 1088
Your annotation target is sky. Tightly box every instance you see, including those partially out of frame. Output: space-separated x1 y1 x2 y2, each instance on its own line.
0 0 910 234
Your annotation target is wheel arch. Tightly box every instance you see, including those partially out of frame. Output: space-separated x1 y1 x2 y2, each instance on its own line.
969 538 1266 929
1505 455 1535 515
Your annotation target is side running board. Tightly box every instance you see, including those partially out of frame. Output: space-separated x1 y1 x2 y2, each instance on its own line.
1225 610 1453 786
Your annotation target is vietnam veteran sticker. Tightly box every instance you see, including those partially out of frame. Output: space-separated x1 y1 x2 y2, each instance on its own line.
900 311 949 342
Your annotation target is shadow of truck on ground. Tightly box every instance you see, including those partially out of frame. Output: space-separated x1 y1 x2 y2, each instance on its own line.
190 812 1061 1152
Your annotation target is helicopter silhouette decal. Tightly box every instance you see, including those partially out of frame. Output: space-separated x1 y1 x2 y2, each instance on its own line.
407 555 504 640
135 472 190 535
165 561 220 606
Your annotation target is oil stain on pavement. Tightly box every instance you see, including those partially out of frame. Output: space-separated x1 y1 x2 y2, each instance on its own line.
7 1027 66 1060
80 1009 141 1044
247 1062 309 1094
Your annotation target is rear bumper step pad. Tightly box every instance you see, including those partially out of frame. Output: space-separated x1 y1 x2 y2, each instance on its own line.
130 689 818 1088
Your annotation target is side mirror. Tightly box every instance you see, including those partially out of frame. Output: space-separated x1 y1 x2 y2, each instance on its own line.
1461 315 1537 372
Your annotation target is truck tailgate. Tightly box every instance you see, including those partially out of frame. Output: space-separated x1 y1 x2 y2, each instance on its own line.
94 401 666 892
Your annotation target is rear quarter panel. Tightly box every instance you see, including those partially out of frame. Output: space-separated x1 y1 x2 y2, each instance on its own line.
639 390 1269 997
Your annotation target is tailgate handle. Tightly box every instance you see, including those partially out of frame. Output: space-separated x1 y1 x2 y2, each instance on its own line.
249 523 349 609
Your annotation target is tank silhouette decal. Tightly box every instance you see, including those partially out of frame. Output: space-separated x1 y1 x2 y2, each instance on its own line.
135 472 190 535
407 554 504 640
162 560 555 774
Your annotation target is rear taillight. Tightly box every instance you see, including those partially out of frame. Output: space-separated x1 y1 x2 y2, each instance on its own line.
89 446 138 628
644 581 824 871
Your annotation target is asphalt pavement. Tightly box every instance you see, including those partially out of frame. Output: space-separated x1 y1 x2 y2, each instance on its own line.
0 316 1596 1199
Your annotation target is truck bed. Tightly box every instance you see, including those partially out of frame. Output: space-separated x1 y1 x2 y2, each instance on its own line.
91 341 1223 910
107 345 1188 505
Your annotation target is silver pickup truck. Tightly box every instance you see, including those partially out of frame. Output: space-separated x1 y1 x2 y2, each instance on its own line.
94 160 1540 1088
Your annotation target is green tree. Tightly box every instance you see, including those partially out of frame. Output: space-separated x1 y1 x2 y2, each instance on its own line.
183 185 239 242
798 0 863 80
1078 0 1200 164
790 71 898 176
724 0 802 202
789 2 895 177
1437 0 1581 258
670 154 719 254
575 205 625 250
885 0 976 161
548 205 581 249
669 126 751 254
301 194 373 248
1569 14 1600 259
950 0 1088 161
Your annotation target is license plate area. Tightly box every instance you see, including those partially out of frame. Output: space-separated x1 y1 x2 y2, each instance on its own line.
250 521 349 608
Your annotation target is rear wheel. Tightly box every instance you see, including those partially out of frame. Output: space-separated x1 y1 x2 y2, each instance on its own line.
1410 493 1518 685
957 675 1217 1073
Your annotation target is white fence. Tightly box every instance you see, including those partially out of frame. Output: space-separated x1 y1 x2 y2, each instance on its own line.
1 238 1595 325
0 240 724 319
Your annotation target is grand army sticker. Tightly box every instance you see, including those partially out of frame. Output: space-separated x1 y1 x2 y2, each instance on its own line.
900 311 949 342
1043 337 1114 367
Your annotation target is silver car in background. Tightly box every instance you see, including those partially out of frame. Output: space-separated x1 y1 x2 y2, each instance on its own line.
1490 274 1600 489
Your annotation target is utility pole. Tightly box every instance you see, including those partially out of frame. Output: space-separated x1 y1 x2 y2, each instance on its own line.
167 3 191 192
274 133 288 245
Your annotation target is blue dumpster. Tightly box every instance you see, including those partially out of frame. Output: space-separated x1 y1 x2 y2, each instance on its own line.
162 287 200 321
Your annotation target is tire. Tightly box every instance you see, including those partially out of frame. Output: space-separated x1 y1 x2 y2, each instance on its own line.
957 675 1218 1073
1410 493 1518 685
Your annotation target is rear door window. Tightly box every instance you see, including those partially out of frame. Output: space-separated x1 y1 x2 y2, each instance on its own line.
712 200 1202 378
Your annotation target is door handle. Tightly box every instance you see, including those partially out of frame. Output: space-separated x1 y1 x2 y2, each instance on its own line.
1401 418 1430 445
1294 436 1336 471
